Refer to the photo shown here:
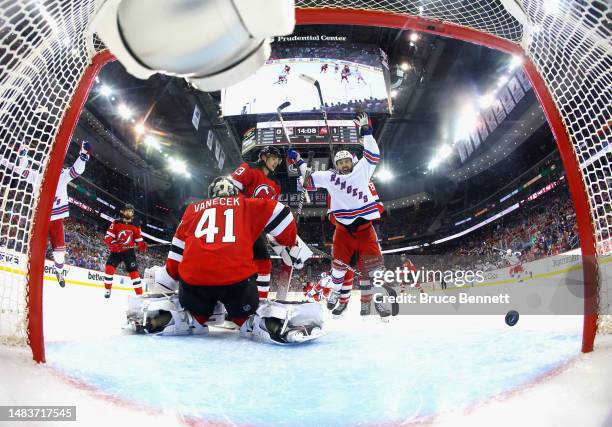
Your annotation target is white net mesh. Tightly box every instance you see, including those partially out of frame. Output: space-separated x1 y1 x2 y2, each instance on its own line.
295 0 611 331
0 0 609 354
0 0 105 348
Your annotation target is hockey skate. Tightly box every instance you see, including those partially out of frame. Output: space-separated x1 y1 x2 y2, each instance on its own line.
104 289 111 299
374 301 391 322
326 290 340 310
55 270 65 288
360 300 371 317
332 302 348 318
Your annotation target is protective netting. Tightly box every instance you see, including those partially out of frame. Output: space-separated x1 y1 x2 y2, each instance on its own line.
0 0 610 354
296 0 611 331
0 0 104 347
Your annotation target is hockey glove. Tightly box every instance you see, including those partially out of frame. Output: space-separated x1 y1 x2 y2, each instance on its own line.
137 241 148 252
287 149 304 167
353 112 373 136
79 141 91 161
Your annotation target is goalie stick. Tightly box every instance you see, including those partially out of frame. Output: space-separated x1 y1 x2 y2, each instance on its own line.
299 74 332 166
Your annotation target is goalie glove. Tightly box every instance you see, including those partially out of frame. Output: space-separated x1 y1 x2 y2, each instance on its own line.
353 111 373 136
270 235 313 269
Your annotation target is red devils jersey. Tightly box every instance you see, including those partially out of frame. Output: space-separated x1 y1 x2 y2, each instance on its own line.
230 162 281 200
105 220 143 252
166 196 296 286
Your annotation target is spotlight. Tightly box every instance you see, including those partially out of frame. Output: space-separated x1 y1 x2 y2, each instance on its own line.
99 85 113 97
117 103 133 120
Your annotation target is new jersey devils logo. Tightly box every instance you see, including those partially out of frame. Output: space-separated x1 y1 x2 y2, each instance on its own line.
253 184 277 200
116 230 134 245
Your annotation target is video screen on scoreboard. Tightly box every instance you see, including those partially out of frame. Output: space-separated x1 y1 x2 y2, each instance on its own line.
222 40 391 116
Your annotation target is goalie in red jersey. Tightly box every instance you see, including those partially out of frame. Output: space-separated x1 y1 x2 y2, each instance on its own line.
130 177 323 344
103 204 148 298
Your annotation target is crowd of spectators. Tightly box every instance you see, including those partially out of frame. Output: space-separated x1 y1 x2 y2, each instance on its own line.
43 182 579 292
45 218 167 275
270 183 579 291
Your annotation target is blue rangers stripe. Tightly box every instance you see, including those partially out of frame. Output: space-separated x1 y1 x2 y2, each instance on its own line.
334 206 380 220
363 151 379 165
363 149 379 159
330 201 378 214
69 167 79 179
51 205 69 213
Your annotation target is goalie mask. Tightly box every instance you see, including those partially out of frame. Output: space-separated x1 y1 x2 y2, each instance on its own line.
208 177 238 198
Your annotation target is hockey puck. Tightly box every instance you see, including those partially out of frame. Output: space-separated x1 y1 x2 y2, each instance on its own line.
505 310 519 326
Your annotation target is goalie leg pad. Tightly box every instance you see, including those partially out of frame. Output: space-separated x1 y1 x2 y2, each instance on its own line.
240 300 325 345
143 265 179 293
126 294 208 336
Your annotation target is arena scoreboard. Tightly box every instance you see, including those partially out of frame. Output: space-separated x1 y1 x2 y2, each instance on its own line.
256 119 359 145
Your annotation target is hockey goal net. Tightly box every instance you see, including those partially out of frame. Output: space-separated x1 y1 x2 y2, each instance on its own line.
0 1 610 362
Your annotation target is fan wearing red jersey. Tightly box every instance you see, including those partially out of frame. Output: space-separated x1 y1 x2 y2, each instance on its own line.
103 204 148 298
134 177 323 343
229 146 283 299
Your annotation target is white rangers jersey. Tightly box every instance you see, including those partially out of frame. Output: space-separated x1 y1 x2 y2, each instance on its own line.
1 152 87 221
502 251 522 266
300 134 380 225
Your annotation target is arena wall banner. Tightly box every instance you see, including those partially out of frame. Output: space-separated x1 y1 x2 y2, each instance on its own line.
0 249 131 290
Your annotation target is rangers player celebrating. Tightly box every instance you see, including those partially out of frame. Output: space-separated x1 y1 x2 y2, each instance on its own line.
287 112 390 320
501 248 532 282
103 204 148 298
0 141 91 287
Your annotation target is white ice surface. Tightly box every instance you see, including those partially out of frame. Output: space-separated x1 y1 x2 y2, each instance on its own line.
222 61 388 115
1 280 611 427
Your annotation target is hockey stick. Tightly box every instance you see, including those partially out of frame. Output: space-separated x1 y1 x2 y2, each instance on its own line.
276 101 292 146
296 151 315 223
147 242 171 248
276 101 311 207
275 152 314 301
299 74 332 166
307 244 362 277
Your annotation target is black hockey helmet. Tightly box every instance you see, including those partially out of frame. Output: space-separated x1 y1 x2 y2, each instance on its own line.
259 145 283 160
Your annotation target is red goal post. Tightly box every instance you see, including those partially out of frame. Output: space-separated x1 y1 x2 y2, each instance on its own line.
0 0 609 363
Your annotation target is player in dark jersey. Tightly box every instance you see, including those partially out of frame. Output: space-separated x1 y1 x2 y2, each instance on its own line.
230 146 283 299
103 204 147 298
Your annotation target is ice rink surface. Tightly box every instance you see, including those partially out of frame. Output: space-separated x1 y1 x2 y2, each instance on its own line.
1 280 611 427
